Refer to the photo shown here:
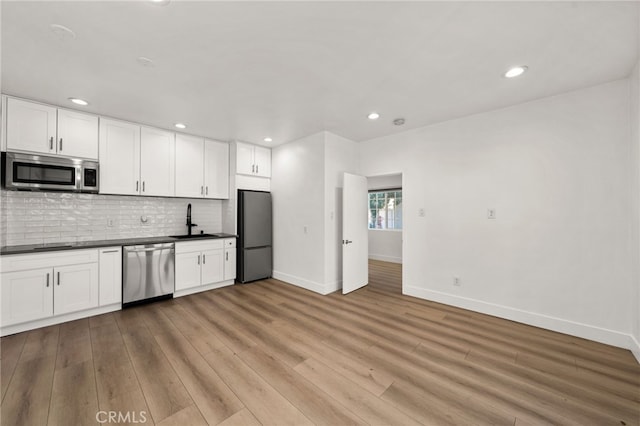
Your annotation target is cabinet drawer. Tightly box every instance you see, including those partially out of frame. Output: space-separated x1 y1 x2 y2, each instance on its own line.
224 238 236 248
175 239 224 254
1 249 99 272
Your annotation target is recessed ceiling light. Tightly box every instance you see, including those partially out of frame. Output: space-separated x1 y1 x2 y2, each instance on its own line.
50 24 76 40
504 66 528 78
367 112 380 120
68 97 89 106
263 137 273 143
149 0 170 5
136 57 155 67
174 123 187 129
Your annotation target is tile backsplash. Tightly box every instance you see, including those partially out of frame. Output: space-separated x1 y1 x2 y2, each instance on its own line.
0 190 223 246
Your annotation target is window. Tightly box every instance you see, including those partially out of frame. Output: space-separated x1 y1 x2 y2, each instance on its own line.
368 189 402 230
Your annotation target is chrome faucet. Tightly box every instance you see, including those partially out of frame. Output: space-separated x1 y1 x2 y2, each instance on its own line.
186 203 198 235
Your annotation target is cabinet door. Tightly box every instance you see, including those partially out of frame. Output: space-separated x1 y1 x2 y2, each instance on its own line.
175 251 202 290
99 118 141 195
175 134 205 198
54 263 99 315
236 142 255 175
201 249 224 285
1 268 54 326
57 109 99 159
6 98 57 155
204 139 229 199
253 146 271 178
141 127 175 196
99 247 122 306
224 248 236 281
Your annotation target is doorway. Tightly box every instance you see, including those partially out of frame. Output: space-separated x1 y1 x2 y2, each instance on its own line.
366 173 403 294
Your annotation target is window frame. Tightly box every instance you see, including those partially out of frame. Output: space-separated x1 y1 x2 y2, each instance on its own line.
368 188 402 231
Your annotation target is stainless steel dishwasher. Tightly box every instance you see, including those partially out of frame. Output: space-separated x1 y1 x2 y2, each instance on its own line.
123 242 175 306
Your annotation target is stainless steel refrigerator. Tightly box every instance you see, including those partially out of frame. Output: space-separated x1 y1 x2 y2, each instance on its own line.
237 190 272 283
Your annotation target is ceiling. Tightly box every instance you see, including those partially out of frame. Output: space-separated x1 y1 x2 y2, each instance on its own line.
2 1 638 147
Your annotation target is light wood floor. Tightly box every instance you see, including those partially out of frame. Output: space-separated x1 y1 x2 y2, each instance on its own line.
2 259 639 425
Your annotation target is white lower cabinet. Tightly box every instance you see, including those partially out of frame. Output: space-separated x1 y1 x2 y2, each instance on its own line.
224 238 236 281
53 263 99 315
0 248 120 334
99 247 122 306
174 238 236 295
1 268 54 326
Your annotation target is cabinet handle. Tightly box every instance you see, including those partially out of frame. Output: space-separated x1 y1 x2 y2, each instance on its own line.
102 249 119 253
203 254 206 264
49 137 54 150
142 181 145 192
46 273 50 287
136 181 139 192
256 164 259 174
59 138 63 151
206 186 208 196
226 252 228 261
197 255 200 265
57 272 60 286
252 164 255 173
201 186 204 195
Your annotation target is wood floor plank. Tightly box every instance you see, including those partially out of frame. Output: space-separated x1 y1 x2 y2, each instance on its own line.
55 318 92 370
217 408 262 426
120 322 194 424
98 388 154 426
238 345 367 425
156 404 207 426
1 354 56 426
48 360 99 426
294 357 422 426
204 346 313 426
0 332 26 402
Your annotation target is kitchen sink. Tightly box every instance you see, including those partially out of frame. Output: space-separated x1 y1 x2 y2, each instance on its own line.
169 233 219 239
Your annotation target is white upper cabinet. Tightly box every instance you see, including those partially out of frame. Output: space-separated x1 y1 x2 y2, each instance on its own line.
99 118 141 195
175 134 205 198
176 135 230 199
6 98 98 160
236 142 271 178
140 127 175 197
204 139 229 199
57 109 99 159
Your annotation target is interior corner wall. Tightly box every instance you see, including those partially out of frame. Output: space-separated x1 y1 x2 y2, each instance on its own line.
631 60 640 361
271 132 327 293
359 79 635 350
323 132 359 293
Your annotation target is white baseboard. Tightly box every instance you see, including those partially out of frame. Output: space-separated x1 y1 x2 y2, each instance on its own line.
272 270 337 295
1 303 121 337
404 285 635 353
631 334 640 364
368 254 402 264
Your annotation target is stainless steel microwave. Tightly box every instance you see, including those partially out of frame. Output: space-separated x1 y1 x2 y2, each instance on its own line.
2 152 99 193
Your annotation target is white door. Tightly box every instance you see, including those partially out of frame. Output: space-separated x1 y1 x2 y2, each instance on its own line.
224 248 237 281
342 173 368 294
201 249 224 285
253 146 271 178
57 109 99 159
53 263 99 315
236 142 255 175
175 134 204 198
204 139 229 199
99 247 122 306
175 251 202 291
6 98 57 155
99 118 141 195
1 268 54 326
141 127 175 196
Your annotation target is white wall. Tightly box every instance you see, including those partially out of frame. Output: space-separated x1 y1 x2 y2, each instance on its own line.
631 60 640 361
324 132 359 291
367 174 403 263
359 79 635 350
272 132 327 292
0 190 222 246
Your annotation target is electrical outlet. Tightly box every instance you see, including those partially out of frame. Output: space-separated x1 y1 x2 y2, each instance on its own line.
303 225 308 234
418 208 425 217
487 208 496 219
140 215 150 226
453 276 461 286
107 218 114 227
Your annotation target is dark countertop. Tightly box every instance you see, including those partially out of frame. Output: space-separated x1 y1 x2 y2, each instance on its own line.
0 233 237 256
